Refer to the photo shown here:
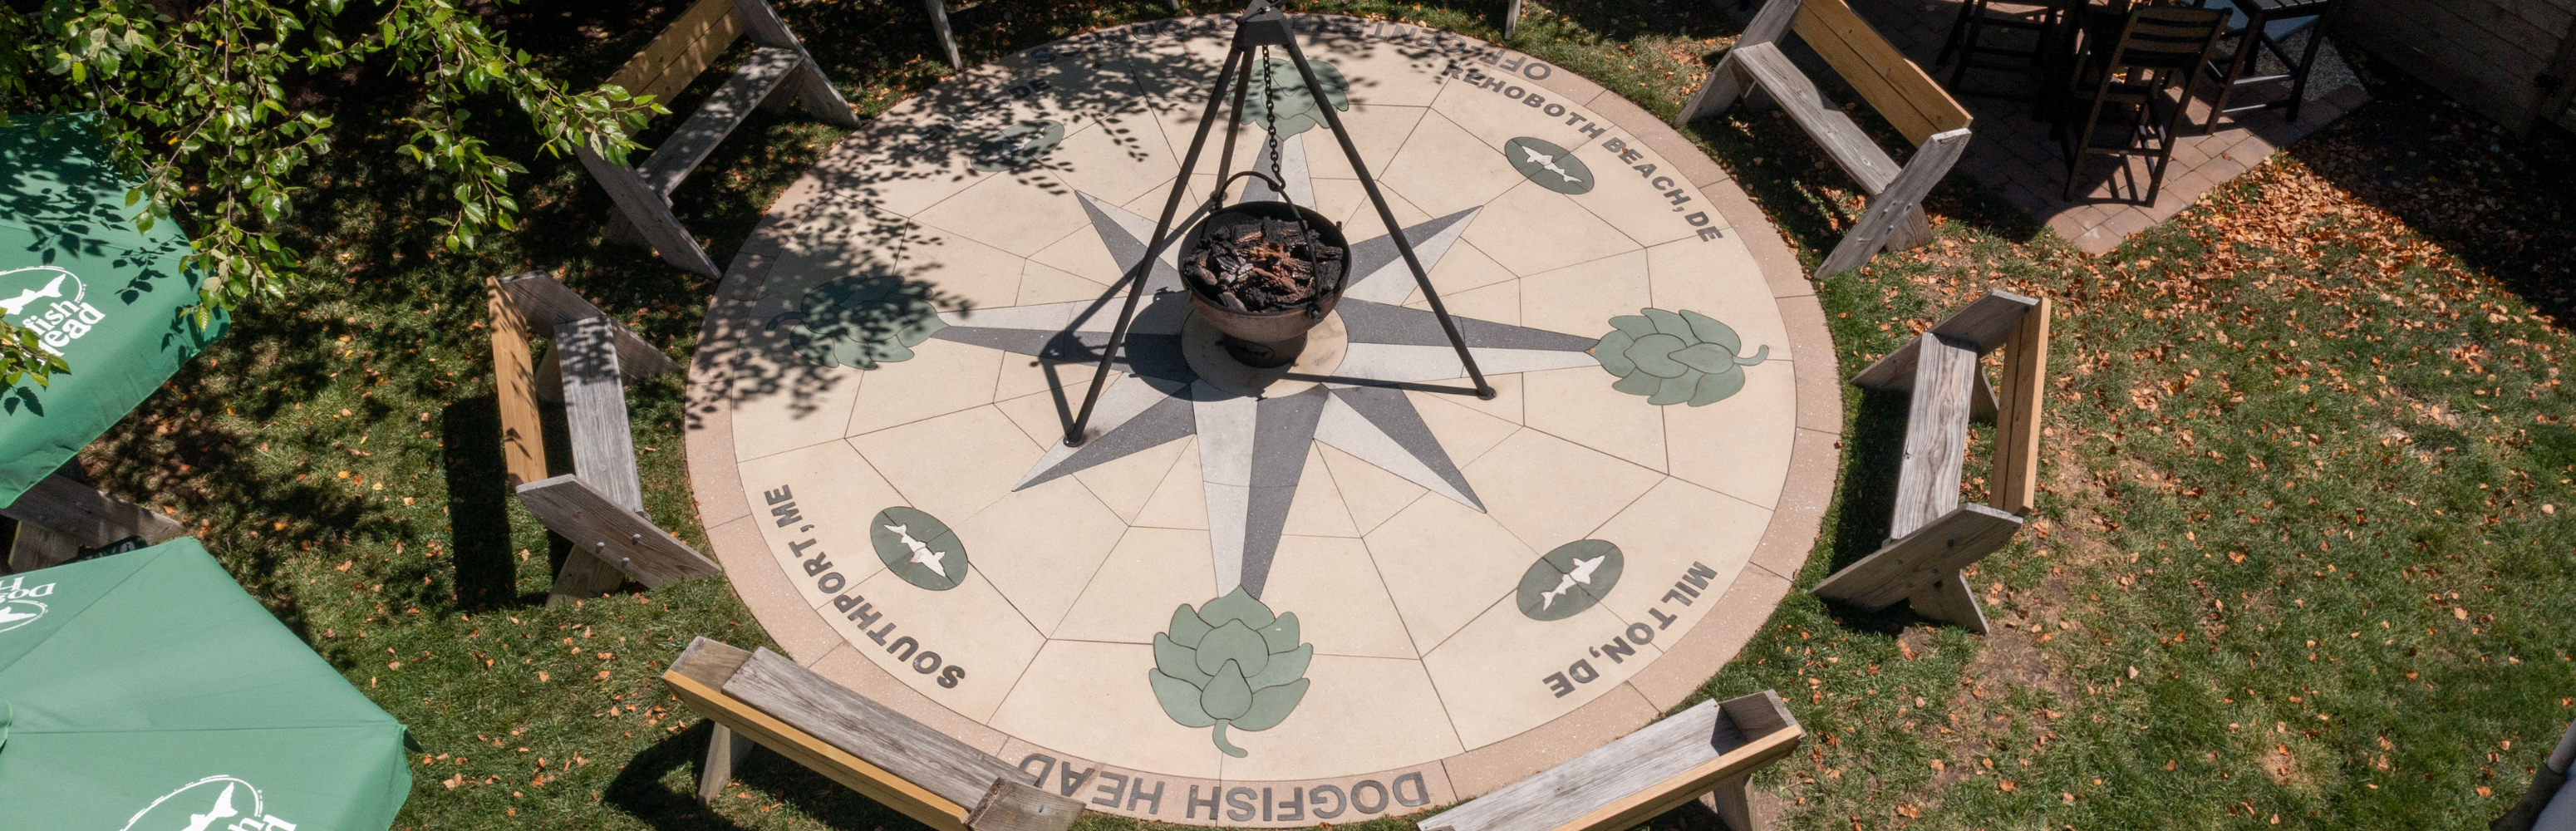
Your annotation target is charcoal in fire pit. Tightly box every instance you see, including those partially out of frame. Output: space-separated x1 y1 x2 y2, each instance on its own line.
1184 213 1345 314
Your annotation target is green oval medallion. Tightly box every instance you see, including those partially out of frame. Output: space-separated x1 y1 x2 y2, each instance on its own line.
1517 539 1624 621
870 507 969 591
1503 136 1594 194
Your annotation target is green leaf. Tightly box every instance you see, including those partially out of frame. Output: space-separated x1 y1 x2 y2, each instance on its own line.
1148 670 1217 727
1648 374 1698 406
1197 586 1275 629
1670 342 1735 375
1688 366 1747 406
1153 632 1211 686
1593 330 1637 376
1642 307 1693 339
1245 643 1310 690
1680 310 1743 354
1195 620 1271 679
1168 604 1212 647
1231 677 1310 730
1200 660 1254 721
1258 612 1300 653
1626 332 1689 378
1609 314 1657 337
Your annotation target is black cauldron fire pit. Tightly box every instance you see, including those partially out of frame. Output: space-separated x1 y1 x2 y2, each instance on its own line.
1179 199 1349 368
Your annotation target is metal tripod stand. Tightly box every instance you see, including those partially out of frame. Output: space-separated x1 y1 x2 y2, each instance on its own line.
1063 0 1493 448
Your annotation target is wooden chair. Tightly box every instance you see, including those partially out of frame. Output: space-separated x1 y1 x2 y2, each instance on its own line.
485 271 721 607
2495 720 2576 831
2 465 184 573
582 0 862 278
665 637 1087 831
1420 691 1802 831
1810 290 2049 633
1673 0 1975 279
2196 0 2337 134
1938 0 2074 98
2055 5 2227 202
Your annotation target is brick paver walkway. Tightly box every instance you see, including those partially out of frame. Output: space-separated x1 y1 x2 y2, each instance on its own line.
1833 0 2367 253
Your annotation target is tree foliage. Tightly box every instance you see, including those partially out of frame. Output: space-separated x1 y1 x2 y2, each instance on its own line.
0 0 666 386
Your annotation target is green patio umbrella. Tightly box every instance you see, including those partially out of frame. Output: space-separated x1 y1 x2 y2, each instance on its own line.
0 113 226 505
0 537 410 829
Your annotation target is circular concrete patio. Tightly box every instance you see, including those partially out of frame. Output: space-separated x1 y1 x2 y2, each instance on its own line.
683 14 1837 827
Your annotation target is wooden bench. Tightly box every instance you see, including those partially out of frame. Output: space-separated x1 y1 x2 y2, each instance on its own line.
1420 691 1802 831
485 271 720 606
583 0 862 278
1810 289 2048 633
2 466 185 573
665 637 1086 831
1672 0 1974 278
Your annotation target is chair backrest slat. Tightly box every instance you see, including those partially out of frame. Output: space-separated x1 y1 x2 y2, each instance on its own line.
1790 0 1972 145
2104 7 2226 70
606 0 747 106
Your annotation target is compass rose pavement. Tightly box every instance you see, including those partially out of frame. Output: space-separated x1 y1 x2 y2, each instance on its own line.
685 14 1835 824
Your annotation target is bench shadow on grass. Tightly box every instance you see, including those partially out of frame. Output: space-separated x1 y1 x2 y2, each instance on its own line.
1811 386 1959 634
606 720 932 831
440 394 527 610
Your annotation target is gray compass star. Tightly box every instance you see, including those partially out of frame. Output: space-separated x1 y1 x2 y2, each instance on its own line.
930 133 1600 597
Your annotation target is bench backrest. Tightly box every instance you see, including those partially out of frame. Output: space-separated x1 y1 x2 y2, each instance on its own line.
607 0 748 106
1419 691 1802 831
1786 0 1970 146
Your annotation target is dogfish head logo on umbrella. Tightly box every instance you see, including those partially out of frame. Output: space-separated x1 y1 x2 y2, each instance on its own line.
0 265 103 356
120 775 299 831
0 574 53 634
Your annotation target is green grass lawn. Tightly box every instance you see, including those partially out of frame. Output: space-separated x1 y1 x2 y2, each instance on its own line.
32 0 2576 829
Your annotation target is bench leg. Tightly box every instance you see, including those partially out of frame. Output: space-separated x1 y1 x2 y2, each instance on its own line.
546 548 629 607
1905 570 1990 635
698 722 758 805
1702 774 1764 831
7 521 81 573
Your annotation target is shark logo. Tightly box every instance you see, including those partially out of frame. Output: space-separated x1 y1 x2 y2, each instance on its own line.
1503 136 1594 194
119 775 298 831
881 524 951 578
1517 539 1625 621
868 506 970 591
1536 553 1608 610
0 575 53 634
0 265 101 356
969 120 1066 172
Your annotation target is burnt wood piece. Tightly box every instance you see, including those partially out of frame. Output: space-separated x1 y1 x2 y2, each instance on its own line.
1420 691 1804 831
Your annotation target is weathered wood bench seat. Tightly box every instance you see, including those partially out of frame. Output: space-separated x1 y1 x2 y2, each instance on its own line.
1421 691 1802 831
485 271 720 606
1811 289 2049 632
1673 0 1974 278
3 466 185 572
583 0 861 278
665 637 1085 831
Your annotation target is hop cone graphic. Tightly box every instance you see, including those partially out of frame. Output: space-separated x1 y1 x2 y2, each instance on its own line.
1148 588 1312 758
1240 58 1350 140
782 273 946 369
1592 308 1770 406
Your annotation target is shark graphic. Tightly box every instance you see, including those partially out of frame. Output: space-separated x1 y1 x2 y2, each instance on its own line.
882 524 950 578
0 273 66 317
1518 145 1582 184
0 606 36 627
1537 553 1608 610
180 783 239 831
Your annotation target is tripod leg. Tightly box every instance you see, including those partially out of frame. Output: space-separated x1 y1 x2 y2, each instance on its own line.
1065 44 1253 445
1276 35 1496 400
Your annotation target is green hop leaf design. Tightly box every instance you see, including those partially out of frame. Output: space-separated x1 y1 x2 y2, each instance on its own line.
1592 308 1771 406
1240 58 1350 140
1148 587 1312 757
779 273 947 369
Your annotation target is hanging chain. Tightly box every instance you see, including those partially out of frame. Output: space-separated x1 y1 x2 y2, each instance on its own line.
1259 47 1284 192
